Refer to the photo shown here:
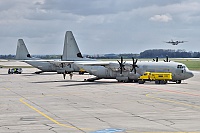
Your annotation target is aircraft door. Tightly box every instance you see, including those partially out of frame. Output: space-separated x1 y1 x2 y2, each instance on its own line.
48 62 56 71
105 68 111 77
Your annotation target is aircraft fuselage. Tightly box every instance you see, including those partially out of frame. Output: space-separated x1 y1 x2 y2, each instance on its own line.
80 61 194 82
24 60 77 73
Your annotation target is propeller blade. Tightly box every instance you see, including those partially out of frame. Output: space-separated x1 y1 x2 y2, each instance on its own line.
133 67 136 74
135 59 138 64
117 60 120 64
120 68 122 74
131 57 138 74
117 56 125 74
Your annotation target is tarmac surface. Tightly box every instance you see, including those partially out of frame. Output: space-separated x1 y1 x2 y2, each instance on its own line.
1 61 200 133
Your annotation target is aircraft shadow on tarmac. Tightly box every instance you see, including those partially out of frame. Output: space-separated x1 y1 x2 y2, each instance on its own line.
30 79 188 87
0 74 9 75
23 73 58 76
58 81 188 87
31 80 119 87
0 73 58 76
58 81 118 87
140 82 188 85
0 73 37 75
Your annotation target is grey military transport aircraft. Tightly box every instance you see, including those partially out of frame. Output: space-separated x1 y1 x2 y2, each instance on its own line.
75 56 194 84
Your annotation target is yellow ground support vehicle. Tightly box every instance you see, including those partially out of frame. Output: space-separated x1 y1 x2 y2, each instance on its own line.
79 68 86 75
138 72 172 84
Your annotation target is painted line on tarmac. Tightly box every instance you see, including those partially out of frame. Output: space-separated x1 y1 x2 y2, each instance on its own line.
19 98 91 131
90 128 124 133
146 93 200 109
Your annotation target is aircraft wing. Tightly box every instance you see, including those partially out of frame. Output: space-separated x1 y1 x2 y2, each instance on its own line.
179 41 188 43
23 59 56 62
44 60 112 68
75 61 112 67
75 60 137 66
46 60 76 67
165 41 173 43
75 61 134 72
47 60 75 63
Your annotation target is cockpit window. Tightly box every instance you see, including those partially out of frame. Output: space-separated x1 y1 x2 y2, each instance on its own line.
177 65 186 69
177 65 182 68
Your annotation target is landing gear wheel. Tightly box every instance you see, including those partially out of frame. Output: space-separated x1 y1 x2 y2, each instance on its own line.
176 80 181 84
133 80 138 83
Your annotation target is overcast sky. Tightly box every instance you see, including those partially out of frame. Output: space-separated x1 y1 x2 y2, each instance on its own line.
0 0 200 55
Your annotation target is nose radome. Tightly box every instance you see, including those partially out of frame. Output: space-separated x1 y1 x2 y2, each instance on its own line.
187 71 194 78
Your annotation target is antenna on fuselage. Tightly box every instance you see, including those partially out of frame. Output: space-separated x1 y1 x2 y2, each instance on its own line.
164 55 170 62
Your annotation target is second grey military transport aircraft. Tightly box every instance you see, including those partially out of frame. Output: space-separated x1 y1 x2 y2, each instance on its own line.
16 31 93 76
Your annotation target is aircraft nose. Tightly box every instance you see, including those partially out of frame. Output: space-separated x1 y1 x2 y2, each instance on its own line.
187 71 194 79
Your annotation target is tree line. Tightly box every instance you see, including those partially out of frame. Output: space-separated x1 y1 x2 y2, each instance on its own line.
139 49 200 58
1 49 200 59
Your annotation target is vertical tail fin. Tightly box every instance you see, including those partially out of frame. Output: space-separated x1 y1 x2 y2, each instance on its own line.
16 39 32 60
62 31 83 61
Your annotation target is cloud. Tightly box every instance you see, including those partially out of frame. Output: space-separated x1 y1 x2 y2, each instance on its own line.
149 14 172 22
38 0 184 16
0 0 200 55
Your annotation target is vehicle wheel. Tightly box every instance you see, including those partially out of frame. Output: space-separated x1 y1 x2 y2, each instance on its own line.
176 80 181 84
160 80 167 84
138 80 145 84
155 80 160 84
79 71 84 75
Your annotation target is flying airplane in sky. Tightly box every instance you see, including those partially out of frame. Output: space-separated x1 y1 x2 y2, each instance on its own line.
165 40 187 45
16 31 92 76
76 56 194 84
